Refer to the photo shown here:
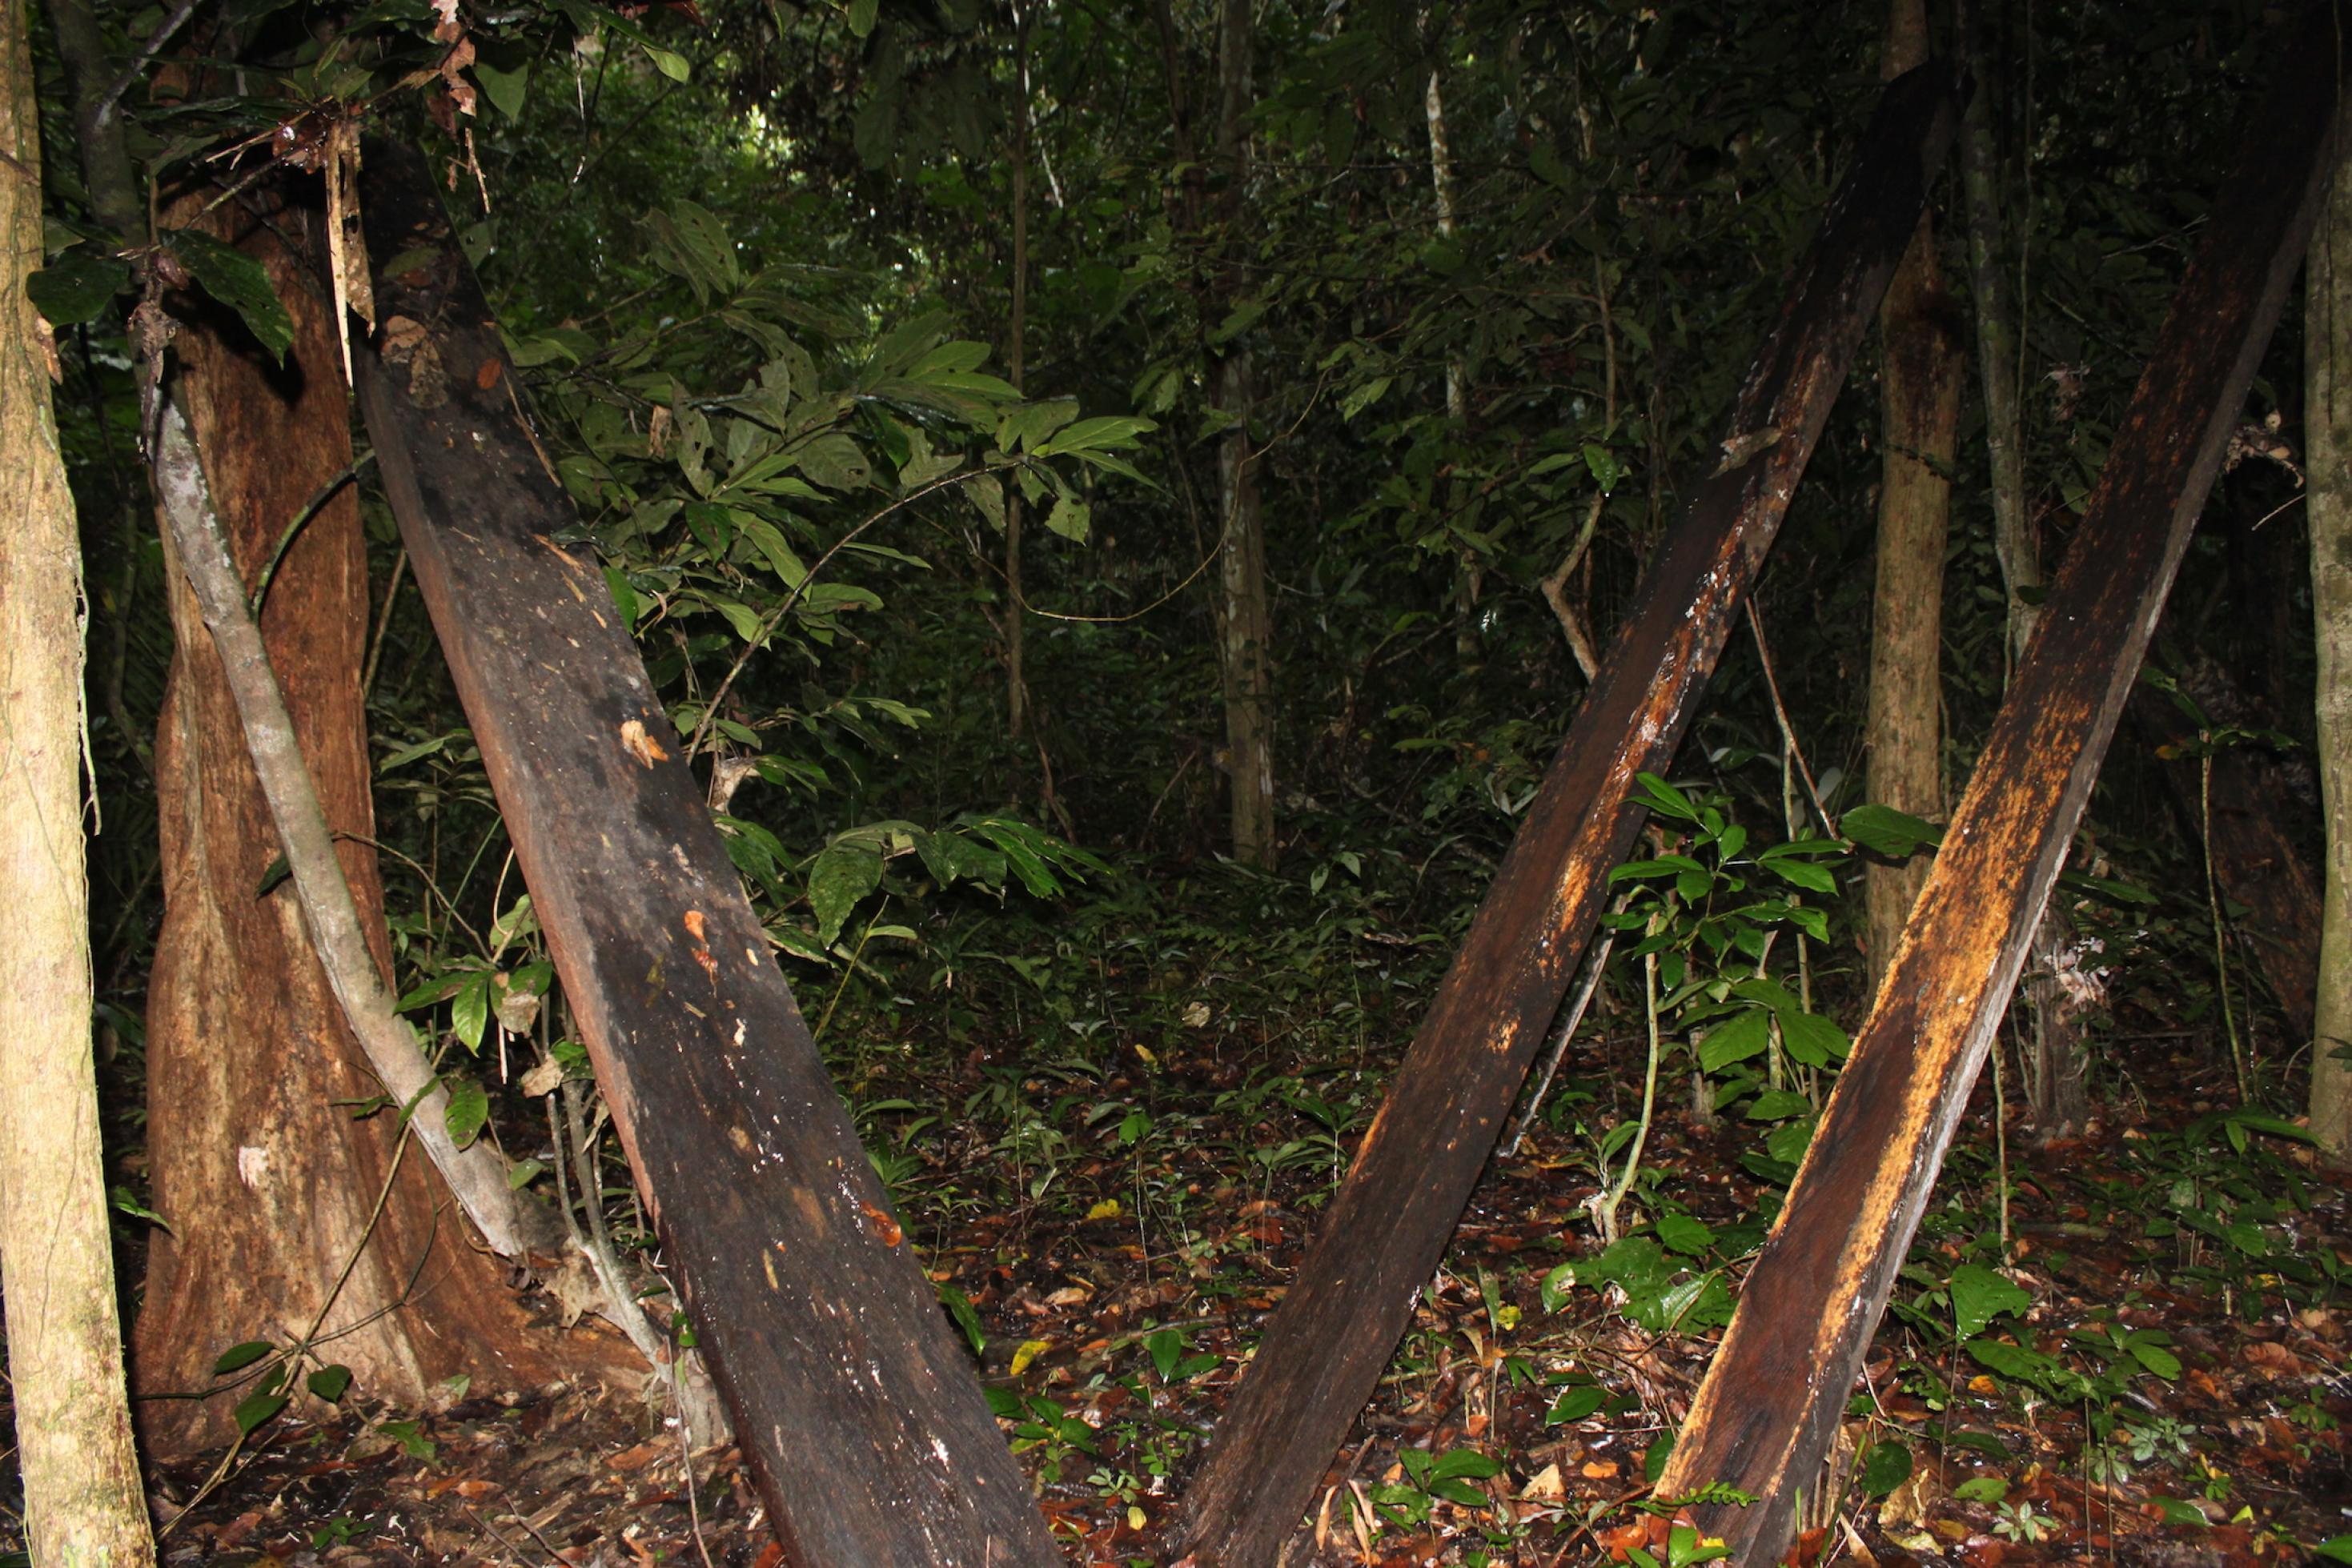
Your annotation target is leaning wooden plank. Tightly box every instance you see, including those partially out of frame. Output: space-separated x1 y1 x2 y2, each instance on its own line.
351 138 1060 1567
1656 10 2348 1562
1171 62 1965 1566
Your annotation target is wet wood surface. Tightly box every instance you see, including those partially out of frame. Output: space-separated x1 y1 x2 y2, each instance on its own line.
1658 10 2347 1560
353 138 1059 1566
1174 61 1967 1567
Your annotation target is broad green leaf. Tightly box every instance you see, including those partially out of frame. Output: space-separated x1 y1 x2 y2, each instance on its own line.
1779 1012 1849 1065
604 567 640 630
961 473 1007 530
26 250 129 327
472 54 530 118
214 1340 275 1375
1859 1440 1913 1498
169 229 295 362
1146 1326 1184 1381
1965 1336 2089 1399
713 597 768 644
737 515 809 588
451 972 489 1052
1634 772 1698 820
809 841 884 945
1745 1089 1812 1121
1655 1212 1713 1255
1698 1009 1770 1073
234 1386 291 1436
791 431 873 491
1545 1383 1606 1424
1044 495 1090 542
1583 443 1624 493
1841 803 1942 858
2125 1333 2181 1379
1038 414 1158 454
1763 1117 1815 1165
376 1418 436 1462
998 398 1079 451
643 42 689 80
444 1077 490 1149
940 1285 985 1355
1764 857 1836 893
307 1364 354 1401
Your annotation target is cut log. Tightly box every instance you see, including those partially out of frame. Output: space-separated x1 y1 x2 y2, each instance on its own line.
352 138 1059 1567
1657 10 2348 1561
1171 61 1965 1566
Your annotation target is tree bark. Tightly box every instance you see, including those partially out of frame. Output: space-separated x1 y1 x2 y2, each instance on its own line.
137 188 592 1457
354 137 1061 1564
1213 0 1275 868
1863 0 1963 997
1661 15 2344 1554
2310 129 2352 1159
0 2 154 1556
1174 62 1963 1565
2129 658 2322 1041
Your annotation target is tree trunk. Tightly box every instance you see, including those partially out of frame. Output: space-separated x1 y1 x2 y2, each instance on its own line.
1213 0 1275 869
1175 63 1963 1564
1004 2 1030 742
1862 0 1962 995
1427 54 1481 660
2310 132 2352 1159
136 187 588 1458
1663 18 2343 1552
0 3 154 1556
1957 6 2086 1133
2129 657 2323 1041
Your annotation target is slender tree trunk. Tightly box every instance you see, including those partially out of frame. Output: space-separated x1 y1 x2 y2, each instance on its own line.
1213 0 1274 868
1863 0 1962 995
2309 137 2352 1160
136 187 591 1456
1958 3 2035 669
0 4 155 1557
1426 55 1480 659
1004 2 1030 741
1957 5 2085 1132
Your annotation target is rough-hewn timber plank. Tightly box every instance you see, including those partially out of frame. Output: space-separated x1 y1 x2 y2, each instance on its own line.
351 138 1060 1567
1658 10 2347 1561
1171 62 1965 1567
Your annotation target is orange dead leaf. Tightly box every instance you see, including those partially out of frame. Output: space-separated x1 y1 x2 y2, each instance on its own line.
620 719 667 767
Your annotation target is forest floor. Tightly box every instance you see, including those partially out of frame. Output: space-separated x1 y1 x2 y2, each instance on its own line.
86 997 2352 1568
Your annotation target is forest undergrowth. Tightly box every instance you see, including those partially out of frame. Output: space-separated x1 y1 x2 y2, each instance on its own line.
40 843 2352 1568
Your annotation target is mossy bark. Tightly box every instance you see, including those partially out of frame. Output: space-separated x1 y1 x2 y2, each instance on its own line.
0 0 154 1555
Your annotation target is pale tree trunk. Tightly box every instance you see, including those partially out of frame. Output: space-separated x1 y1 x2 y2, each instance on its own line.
2308 139 2352 1161
1426 56 1480 659
1958 4 2085 1132
134 187 600 1456
1214 0 1275 868
0 0 155 1554
1863 0 1962 996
